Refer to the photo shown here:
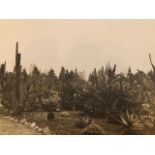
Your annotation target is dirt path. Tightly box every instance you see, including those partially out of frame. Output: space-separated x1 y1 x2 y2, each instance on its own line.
0 116 40 135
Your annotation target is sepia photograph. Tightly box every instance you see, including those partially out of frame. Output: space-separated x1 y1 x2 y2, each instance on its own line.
1 19 155 135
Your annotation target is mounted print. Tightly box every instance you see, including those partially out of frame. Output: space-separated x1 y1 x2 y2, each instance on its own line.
0 20 155 135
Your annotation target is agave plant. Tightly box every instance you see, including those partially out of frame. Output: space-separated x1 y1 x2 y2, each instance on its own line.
120 111 144 135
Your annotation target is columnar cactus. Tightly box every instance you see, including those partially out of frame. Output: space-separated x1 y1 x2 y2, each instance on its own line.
13 42 22 115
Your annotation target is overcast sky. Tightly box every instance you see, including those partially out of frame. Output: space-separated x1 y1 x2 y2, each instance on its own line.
0 19 155 76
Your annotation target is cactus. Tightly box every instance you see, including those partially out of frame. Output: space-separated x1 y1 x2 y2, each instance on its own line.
0 62 6 105
13 42 23 115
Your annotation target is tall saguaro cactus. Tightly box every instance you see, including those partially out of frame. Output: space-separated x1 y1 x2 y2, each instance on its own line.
0 61 6 104
0 62 6 90
14 42 22 114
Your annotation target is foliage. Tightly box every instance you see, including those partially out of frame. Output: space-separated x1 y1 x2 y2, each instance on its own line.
119 110 155 134
75 117 91 128
83 65 138 120
58 67 86 110
82 122 104 135
1 53 155 128
47 112 55 121
120 112 144 129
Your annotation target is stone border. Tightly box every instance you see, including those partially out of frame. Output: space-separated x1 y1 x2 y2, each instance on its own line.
2 115 51 135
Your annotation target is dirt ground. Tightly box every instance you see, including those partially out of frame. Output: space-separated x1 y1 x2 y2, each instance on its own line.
0 115 40 135
0 110 154 135
24 111 122 135
0 111 135 135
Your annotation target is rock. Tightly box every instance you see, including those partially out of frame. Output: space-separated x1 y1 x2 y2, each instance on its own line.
56 108 60 112
20 118 26 124
3 116 10 119
43 127 51 135
10 117 14 121
34 126 39 130
13 118 18 122
24 122 31 127
60 111 70 117
0 103 3 108
38 128 43 132
30 122 36 128
12 118 15 121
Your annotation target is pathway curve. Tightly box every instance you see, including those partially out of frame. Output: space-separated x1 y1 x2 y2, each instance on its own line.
0 116 40 135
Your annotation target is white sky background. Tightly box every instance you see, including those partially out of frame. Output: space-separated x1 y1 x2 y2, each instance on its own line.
0 19 155 76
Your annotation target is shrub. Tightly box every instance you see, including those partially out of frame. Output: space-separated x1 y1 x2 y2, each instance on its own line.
75 117 91 128
82 123 104 135
47 112 55 121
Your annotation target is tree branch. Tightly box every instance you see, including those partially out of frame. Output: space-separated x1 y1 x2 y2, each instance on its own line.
149 53 155 72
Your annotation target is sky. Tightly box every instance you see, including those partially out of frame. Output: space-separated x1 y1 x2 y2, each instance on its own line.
0 19 155 77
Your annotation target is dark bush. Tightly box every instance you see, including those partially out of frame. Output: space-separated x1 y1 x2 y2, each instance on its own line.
47 112 55 121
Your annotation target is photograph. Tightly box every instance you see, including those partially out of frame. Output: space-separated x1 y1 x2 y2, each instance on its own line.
0 19 155 135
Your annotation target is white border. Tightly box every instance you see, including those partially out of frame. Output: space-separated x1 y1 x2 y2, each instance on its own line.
0 135 155 155
0 0 155 19
0 0 155 155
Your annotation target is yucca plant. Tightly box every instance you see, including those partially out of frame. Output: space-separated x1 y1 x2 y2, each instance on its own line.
140 104 155 130
120 111 144 135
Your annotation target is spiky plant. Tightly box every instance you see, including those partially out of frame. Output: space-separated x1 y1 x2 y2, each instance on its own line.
120 111 144 135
